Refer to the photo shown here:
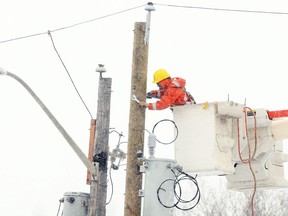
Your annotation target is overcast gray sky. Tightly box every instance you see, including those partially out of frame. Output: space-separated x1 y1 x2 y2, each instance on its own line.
1 0 288 215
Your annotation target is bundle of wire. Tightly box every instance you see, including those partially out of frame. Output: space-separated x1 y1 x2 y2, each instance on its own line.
157 169 201 211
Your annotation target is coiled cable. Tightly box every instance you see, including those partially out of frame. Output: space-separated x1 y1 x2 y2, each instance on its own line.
152 119 179 145
157 169 200 211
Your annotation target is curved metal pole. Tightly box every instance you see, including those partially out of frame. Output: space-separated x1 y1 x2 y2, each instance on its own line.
3 71 97 178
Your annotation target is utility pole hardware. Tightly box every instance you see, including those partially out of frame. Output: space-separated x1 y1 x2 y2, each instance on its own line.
144 2 155 45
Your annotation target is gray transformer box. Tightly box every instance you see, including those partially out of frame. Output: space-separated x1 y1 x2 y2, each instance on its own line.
142 158 177 216
62 192 90 216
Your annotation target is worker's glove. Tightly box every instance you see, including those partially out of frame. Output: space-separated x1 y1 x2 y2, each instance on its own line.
139 101 149 108
146 91 154 99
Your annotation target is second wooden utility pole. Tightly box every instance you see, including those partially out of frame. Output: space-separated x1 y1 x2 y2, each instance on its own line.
88 69 112 216
124 22 149 216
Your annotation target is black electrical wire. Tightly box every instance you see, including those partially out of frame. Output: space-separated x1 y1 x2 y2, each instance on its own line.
56 198 64 216
157 178 177 208
174 171 201 211
157 169 201 211
154 3 288 15
48 31 93 119
106 167 114 205
0 4 146 44
2 3 288 45
152 119 179 145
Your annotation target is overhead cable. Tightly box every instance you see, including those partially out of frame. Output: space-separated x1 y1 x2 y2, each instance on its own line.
48 31 94 119
0 4 146 44
1 3 288 45
154 3 288 15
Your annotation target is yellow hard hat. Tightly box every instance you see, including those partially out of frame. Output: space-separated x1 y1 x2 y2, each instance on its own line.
153 69 170 83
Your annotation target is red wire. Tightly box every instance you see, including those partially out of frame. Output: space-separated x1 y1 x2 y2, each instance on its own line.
237 106 257 216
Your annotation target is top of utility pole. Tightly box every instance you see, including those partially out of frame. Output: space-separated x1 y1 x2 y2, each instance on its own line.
145 2 155 11
95 64 106 78
144 2 155 45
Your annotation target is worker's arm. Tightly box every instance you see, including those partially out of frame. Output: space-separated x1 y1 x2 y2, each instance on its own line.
148 89 183 110
146 90 164 99
147 95 172 110
139 94 172 110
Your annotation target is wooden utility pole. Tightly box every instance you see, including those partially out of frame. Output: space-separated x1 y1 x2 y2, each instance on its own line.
124 22 149 216
88 72 112 216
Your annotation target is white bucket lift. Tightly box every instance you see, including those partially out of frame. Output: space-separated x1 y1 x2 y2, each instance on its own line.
173 101 243 176
173 102 288 191
226 109 288 191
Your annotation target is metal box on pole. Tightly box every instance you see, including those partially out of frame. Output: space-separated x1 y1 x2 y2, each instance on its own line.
141 158 177 216
62 192 90 216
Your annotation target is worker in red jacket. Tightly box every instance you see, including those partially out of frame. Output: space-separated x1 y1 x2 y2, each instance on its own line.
139 69 196 110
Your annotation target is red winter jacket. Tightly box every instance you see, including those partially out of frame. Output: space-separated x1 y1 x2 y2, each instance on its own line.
147 77 195 110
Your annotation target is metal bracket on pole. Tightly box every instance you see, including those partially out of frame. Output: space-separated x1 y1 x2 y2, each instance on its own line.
144 2 155 45
90 162 99 181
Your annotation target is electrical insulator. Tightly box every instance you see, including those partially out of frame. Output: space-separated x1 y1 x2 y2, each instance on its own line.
95 64 106 73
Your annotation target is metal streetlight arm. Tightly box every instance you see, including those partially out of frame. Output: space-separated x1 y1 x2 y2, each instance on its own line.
0 68 98 178
0 66 8 75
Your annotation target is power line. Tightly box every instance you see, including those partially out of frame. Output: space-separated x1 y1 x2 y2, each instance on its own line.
1 3 288 45
0 4 146 44
48 31 94 119
50 4 146 33
154 3 288 15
